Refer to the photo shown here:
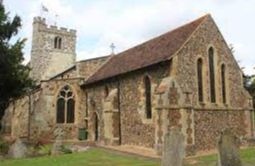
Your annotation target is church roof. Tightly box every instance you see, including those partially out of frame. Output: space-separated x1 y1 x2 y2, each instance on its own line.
85 14 209 85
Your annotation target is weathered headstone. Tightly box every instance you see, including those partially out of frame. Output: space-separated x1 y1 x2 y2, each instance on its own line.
51 139 63 155
8 138 28 158
217 129 242 166
161 127 185 166
51 127 65 155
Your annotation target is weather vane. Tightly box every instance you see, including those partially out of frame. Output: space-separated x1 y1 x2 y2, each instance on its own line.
110 43 115 55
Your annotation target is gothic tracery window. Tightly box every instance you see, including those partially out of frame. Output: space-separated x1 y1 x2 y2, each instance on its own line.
197 58 203 102
209 47 216 103
144 75 152 119
56 85 75 123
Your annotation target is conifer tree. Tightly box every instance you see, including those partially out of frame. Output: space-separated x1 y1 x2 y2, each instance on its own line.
0 3 34 122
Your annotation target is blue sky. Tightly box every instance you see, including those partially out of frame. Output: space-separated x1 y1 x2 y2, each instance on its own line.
4 0 255 75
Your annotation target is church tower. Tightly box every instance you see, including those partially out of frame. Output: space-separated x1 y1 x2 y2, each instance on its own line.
30 17 76 81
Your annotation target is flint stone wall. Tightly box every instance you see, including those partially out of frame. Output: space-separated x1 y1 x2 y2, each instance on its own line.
194 110 247 151
85 61 170 148
176 15 250 109
174 15 252 152
77 56 109 79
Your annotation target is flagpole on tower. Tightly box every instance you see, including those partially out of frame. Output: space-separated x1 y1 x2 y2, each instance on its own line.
54 14 59 26
40 3 49 17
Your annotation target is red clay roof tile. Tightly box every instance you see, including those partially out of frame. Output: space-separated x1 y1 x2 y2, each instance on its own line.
85 14 209 84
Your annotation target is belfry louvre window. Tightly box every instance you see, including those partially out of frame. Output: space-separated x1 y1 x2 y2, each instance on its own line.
208 47 216 103
54 36 62 49
56 85 75 123
144 75 152 119
197 58 203 102
221 64 226 104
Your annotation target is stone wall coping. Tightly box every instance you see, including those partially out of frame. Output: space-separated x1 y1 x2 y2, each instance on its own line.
41 77 83 82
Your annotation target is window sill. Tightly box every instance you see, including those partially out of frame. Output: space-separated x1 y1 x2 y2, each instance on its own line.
56 123 75 126
223 103 228 107
199 102 206 107
210 102 218 107
142 118 153 124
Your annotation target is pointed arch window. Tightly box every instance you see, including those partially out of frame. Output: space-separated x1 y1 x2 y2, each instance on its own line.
197 58 203 102
221 64 226 104
209 47 216 103
144 75 152 119
56 85 75 123
54 36 62 49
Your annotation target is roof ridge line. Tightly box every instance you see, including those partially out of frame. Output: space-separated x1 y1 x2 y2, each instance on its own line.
117 14 210 58
84 14 211 85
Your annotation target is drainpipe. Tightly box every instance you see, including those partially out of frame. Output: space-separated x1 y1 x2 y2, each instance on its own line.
117 78 122 145
27 92 31 141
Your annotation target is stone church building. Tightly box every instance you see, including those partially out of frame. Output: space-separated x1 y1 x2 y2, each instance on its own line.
1 14 254 155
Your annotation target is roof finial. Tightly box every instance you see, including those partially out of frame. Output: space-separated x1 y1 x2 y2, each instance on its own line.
110 43 115 55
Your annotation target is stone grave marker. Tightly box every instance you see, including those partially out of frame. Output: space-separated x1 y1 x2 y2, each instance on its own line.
217 129 242 166
161 127 185 166
8 138 28 158
51 127 65 155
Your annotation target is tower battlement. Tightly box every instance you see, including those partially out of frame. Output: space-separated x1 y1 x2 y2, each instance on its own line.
33 16 76 36
30 16 77 81
33 16 46 24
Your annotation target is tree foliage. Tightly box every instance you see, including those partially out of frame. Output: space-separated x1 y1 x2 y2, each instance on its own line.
244 75 255 108
0 4 34 120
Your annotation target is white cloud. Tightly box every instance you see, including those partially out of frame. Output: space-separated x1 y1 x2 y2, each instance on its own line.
4 0 255 75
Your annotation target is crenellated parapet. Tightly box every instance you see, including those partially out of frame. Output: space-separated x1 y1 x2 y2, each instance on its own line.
30 16 77 81
33 16 76 36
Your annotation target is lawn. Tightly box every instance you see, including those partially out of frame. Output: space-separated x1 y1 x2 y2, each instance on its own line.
184 147 255 166
0 147 254 166
0 148 159 166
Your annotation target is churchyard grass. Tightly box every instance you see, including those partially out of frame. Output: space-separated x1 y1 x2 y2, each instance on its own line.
185 147 255 166
0 148 159 166
0 147 254 166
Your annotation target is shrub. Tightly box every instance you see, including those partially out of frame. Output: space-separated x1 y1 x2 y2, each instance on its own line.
38 144 52 156
0 138 9 155
60 145 72 154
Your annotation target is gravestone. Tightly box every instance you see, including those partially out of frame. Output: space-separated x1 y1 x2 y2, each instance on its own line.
217 129 242 166
8 138 28 158
161 127 185 166
51 128 65 155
